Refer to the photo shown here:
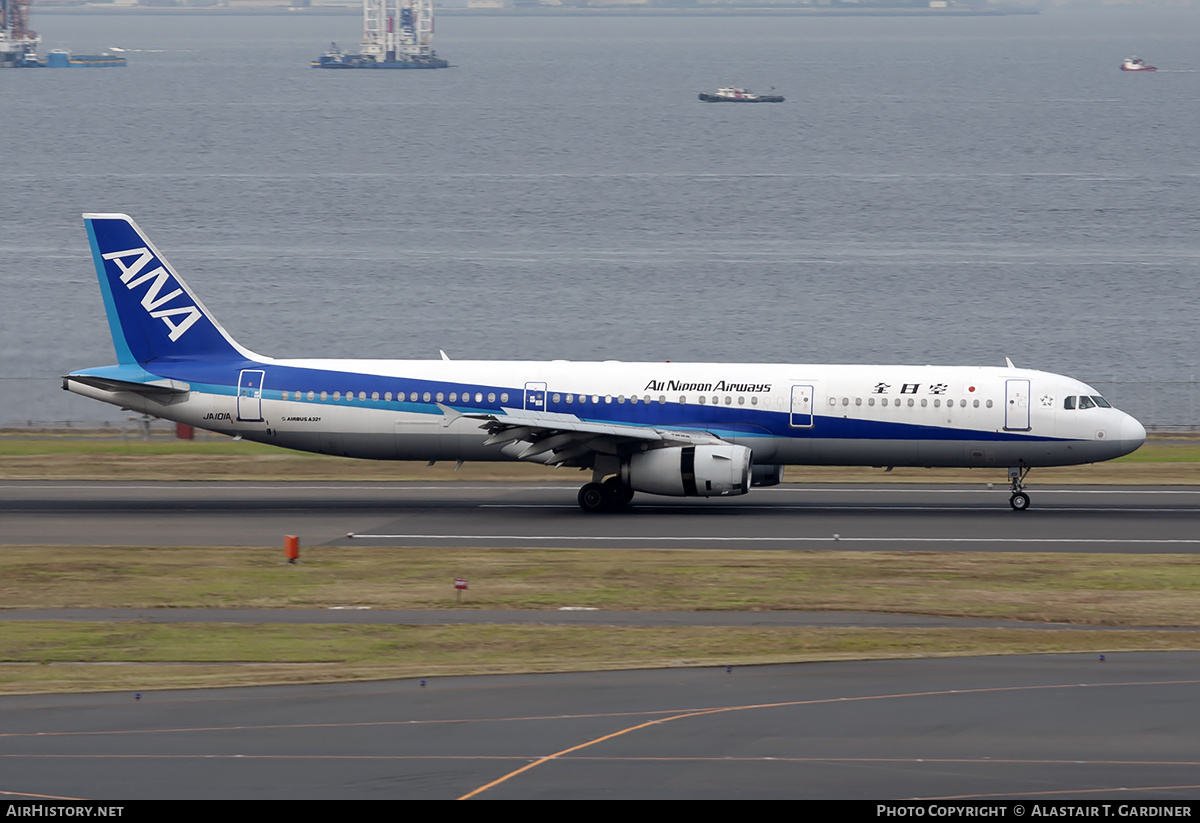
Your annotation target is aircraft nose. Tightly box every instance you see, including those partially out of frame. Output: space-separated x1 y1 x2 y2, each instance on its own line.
1119 413 1147 452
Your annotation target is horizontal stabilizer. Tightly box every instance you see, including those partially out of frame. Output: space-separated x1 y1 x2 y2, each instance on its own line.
63 374 191 398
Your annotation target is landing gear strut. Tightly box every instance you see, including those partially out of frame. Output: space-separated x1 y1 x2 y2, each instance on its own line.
1008 465 1031 511
577 477 634 513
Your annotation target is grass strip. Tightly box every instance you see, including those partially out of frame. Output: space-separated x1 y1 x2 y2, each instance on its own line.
3 546 1200 627
0 623 1196 694
0 436 1195 483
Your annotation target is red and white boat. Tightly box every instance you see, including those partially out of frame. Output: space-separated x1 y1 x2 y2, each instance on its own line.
698 87 785 103
1120 56 1157 72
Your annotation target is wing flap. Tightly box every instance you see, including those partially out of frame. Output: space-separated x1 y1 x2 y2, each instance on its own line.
460 407 726 466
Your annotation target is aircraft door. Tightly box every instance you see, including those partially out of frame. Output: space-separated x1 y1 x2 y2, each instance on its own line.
237 369 265 422
1005 379 1030 431
789 384 814 428
524 382 547 412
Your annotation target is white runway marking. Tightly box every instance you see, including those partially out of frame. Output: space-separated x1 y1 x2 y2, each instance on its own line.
480 504 1200 513
347 534 1200 545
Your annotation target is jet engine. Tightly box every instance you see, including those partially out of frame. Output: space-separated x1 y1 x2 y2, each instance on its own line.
625 444 751 497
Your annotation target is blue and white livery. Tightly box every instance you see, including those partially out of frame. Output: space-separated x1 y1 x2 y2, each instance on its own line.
65 214 1146 512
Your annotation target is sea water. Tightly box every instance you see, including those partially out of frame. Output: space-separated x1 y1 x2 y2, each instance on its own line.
1 8 1197 426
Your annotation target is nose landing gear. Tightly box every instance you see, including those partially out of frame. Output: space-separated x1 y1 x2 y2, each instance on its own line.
1008 465 1031 511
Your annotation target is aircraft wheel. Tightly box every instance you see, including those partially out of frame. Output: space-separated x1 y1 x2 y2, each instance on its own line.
603 477 634 508
1009 492 1030 512
578 483 609 513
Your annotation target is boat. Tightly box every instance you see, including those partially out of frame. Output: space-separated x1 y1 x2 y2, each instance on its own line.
1120 56 1157 72
311 0 449 70
68 52 125 68
312 43 447 70
698 87 784 103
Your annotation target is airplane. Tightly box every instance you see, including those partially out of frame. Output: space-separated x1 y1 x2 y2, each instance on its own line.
64 213 1147 513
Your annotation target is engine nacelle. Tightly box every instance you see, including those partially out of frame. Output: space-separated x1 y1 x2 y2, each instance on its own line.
625 444 752 497
750 464 785 487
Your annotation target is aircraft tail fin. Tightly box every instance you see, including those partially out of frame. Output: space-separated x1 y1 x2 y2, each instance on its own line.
83 213 254 365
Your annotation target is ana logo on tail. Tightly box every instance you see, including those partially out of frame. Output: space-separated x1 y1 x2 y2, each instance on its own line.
102 247 203 342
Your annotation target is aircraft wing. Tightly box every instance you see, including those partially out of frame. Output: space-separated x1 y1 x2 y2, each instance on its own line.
456 406 726 466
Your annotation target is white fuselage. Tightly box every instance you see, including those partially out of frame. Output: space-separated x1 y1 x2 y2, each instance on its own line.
67 359 1145 470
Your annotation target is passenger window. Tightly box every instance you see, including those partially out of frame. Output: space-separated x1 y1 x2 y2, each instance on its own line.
699 396 706 405
1064 396 1076 410
361 392 368 401
854 398 861 406
1078 396 1096 410
739 396 746 406
488 393 496 403
500 393 509 403
679 396 686 405
449 393 457 403
307 391 315 401
385 392 392 401
751 397 757 406
921 399 928 407
618 396 625 404
907 398 914 407
475 393 483 403
986 400 993 408
659 396 666 405
552 393 561 404
566 394 573 404
436 392 444 402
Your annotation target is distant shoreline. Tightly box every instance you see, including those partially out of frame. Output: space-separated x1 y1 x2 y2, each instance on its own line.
32 5 1040 18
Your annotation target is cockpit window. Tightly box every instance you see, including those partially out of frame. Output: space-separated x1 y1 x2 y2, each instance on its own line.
1077 395 1096 410
1091 396 1112 408
1063 396 1076 410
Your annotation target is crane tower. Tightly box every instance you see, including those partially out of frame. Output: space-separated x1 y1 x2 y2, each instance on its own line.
0 0 40 67
313 0 448 69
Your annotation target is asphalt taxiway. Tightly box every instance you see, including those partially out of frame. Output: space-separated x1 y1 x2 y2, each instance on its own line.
1 481 1197 552
3 653 1199 800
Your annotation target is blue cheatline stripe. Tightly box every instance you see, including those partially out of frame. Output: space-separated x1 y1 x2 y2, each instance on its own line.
124 360 1073 445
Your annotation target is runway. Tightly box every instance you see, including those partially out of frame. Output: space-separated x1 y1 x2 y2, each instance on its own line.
1 481 1198 552
2 654 1200 800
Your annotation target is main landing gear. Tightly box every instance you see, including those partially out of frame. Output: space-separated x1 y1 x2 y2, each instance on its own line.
578 476 634 513
1008 465 1031 511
